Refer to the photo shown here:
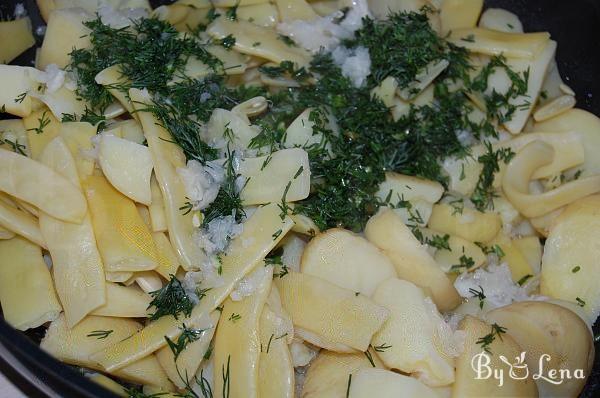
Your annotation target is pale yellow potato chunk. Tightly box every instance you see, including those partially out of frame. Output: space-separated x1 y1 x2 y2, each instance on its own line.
428 203 501 243
371 278 455 387
302 349 384 398
486 301 594 397
541 194 600 323
275 271 389 352
0 236 61 330
453 316 538 397
0 18 36 63
40 315 174 390
365 209 461 311
214 267 273 398
90 203 293 371
0 148 87 223
240 148 311 205
38 8 92 69
99 134 154 205
207 18 310 66
350 368 442 398
300 228 396 296
84 175 159 272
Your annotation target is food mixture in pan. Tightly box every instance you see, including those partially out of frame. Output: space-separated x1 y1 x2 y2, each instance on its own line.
0 0 598 397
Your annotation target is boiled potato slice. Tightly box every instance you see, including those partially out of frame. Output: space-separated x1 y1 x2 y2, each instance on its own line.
428 203 501 243
130 88 204 269
38 8 92 69
258 305 294 398
24 109 61 160
486 301 594 397
38 137 106 327
206 18 310 66
91 203 293 371
240 148 311 205
84 175 158 272
203 108 259 150
489 234 535 283
371 278 456 387
0 17 36 64
214 266 273 398
365 209 461 311
512 236 541 275
99 134 154 205
92 283 152 318
300 228 396 296
0 65 38 117
417 227 486 273
302 349 384 398
453 316 538 397
350 368 441 398
275 271 389 352
534 108 600 178
479 8 523 33
0 236 62 330
155 311 219 388
376 172 443 226
448 28 550 59
0 199 46 248
59 121 96 179
541 194 600 323
0 148 87 223
40 315 174 390
105 119 145 145
440 0 483 36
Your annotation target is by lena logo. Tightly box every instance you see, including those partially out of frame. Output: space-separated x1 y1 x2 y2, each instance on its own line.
471 351 586 387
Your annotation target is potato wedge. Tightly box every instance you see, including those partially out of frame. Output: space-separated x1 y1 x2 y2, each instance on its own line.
486 301 594 397
365 209 461 311
541 194 600 323
99 134 154 205
275 271 388 352
453 316 538 397
300 228 396 296
371 278 456 387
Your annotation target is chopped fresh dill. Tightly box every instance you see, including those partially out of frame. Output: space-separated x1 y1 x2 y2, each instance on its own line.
517 274 533 286
475 242 505 259
26 111 51 135
86 329 113 339
147 275 194 321
346 374 352 398
572 266 581 273
364 350 376 367
228 313 241 322
225 3 239 20
222 354 231 398
0 138 26 155
165 323 206 360
258 60 311 82
476 323 507 354
272 229 283 240
14 92 27 103
576 297 586 307
220 34 236 50
469 286 486 309
124 387 167 398
450 254 475 273
471 142 515 211
277 34 297 47
373 343 392 352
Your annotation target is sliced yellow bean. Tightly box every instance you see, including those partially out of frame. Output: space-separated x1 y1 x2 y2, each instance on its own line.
0 199 46 248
